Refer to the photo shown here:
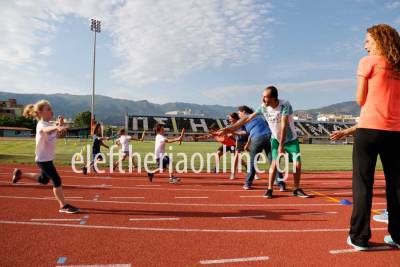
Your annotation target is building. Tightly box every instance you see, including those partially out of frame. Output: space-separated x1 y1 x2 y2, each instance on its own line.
165 109 197 116
0 99 24 119
0 126 32 137
317 113 359 123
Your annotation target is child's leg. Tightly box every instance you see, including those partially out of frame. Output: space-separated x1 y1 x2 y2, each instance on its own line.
13 169 41 182
113 154 127 170
53 186 67 208
38 162 67 208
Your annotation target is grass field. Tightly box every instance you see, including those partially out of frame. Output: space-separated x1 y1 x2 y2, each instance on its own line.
0 138 383 171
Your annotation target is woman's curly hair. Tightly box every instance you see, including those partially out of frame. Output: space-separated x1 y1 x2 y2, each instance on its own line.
367 24 400 72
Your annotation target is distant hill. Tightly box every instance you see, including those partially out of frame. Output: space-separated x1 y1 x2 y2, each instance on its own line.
0 91 236 125
296 101 360 116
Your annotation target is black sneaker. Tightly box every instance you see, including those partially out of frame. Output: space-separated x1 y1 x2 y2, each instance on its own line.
12 168 22 183
147 172 154 182
82 167 88 175
264 189 273 199
279 182 286 192
293 188 310 198
59 204 80 214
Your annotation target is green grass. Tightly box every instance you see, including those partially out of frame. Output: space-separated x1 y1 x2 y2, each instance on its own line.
0 138 383 171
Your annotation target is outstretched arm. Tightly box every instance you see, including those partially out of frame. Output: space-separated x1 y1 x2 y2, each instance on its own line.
330 125 357 141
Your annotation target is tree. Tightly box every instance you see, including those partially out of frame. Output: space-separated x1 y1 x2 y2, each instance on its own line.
73 111 91 128
0 115 35 129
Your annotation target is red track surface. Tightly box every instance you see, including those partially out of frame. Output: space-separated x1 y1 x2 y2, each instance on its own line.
0 164 399 267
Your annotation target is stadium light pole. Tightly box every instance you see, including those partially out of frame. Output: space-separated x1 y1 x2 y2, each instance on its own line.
90 19 101 134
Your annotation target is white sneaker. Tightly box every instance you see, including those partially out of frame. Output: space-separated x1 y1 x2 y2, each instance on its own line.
230 173 235 180
384 235 400 248
347 236 369 251
254 175 260 180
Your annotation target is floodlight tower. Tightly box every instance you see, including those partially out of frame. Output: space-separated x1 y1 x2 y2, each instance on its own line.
90 19 101 134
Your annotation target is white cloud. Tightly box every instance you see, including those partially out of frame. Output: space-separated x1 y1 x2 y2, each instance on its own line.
109 0 273 86
385 1 400 10
0 0 274 88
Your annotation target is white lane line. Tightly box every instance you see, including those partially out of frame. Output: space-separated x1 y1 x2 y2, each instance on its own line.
43 196 84 199
175 197 209 199
200 256 269 265
110 197 145 199
0 195 387 207
300 212 337 216
30 218 82 222
129 217 180 221
222 215 267 219
0 220 389 233
55 264 131 267
330 246 393 254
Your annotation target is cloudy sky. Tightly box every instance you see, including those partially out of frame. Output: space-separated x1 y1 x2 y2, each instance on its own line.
1 0 399 109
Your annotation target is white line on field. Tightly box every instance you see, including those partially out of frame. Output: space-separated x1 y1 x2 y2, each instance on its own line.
199 256 269 264
30 218 82 221
0 220 388 233
175 196 209 199
110 197 145 199
129 217 180 221
330 246 393 254
0 195 387 207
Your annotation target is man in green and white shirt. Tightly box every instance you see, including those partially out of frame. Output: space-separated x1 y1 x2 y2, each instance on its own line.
220 85 309 199
256 86 308 198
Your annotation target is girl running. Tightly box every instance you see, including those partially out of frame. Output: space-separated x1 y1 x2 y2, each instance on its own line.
83 123 109 174
112 128 144 171
12 100 79 214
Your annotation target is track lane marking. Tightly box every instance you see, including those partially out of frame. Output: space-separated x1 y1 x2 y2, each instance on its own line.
0 220 388 233
199 256 269 265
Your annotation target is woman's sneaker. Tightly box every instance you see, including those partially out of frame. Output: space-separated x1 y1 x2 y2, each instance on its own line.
347 236 369 251
384 235 400 248
293 188 310 198
59 204 80 214
373 210 388 223
12 168 22 183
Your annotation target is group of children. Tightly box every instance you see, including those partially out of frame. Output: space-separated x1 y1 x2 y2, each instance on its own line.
11 99 296 214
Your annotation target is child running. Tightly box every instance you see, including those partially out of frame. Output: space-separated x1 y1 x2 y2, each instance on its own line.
112 128 144 171
147 123 183 183
12 100 79 214
83 123 109 175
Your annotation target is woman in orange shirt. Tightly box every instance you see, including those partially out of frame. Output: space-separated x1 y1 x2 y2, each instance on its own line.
347 24 400 250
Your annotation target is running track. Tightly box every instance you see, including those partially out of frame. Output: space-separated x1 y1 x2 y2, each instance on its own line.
0 164 399 267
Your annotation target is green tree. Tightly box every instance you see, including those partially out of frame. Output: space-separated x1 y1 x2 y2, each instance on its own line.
73 111 91 128
0 116 35 129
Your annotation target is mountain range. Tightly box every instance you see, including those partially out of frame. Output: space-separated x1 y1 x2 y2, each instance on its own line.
1 91 360 125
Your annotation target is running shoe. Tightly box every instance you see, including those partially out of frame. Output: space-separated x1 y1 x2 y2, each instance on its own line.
264 189 273 199
82 166 88 175
230 173 235 180
242 184 252 190
347 236 369 251
254 175 261 180
12 168 21 183
384 235 400 249
169 177 181 184
59 204 80 214
293 188 310 198
373 210 388 224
